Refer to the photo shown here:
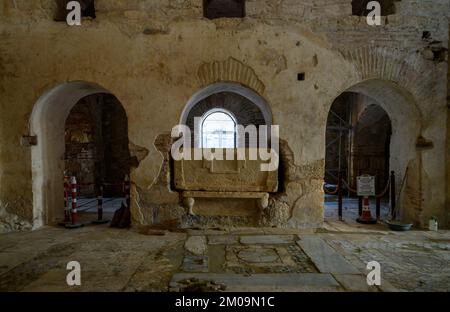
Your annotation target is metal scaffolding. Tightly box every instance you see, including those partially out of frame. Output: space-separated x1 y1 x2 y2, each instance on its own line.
325 100 353 185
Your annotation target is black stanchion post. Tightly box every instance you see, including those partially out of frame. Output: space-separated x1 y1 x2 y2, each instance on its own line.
93 183 109 224
125 174 131 208
98 186 103 221
338 173 343 221
358 196 362 216
358 170 362 216
376 171 381 220
390 170 396 220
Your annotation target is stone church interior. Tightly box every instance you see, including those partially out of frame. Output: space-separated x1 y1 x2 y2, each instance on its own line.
0 0 449 293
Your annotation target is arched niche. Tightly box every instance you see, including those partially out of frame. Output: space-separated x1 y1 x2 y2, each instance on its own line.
180 82 273 148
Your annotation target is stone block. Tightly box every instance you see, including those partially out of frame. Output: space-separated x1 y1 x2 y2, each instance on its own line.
297 236 360 274
240 235 296 245
333 274 377 292
207 235 238 245
171 273 342 292
185 235 207 256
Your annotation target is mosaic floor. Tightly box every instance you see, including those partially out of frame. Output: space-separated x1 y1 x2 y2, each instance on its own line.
0 221 449 292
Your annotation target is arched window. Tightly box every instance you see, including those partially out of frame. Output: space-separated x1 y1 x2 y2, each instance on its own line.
201 109 236 148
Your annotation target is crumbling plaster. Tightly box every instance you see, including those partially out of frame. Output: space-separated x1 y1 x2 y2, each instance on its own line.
0 0 448 230
446 22 450 229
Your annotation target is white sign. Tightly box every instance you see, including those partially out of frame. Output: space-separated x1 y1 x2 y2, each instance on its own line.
357 175 375 196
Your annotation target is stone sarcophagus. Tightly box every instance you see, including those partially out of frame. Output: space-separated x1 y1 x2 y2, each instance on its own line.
174 149 278 217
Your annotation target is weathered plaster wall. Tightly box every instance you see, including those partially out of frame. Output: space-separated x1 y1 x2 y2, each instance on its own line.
447 22 450 229
0 0 448 230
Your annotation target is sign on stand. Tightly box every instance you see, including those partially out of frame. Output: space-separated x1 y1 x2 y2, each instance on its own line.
357 175 375 197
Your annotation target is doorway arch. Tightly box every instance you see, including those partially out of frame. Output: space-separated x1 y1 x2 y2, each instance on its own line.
29 81 128 229
325 93 392 187
324 79 422 223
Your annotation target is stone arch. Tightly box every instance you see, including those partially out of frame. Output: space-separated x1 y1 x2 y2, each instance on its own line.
197 57 265 95
325 78 423 224
339 45 433 117
346 79 421 176
29 81 127 229
181 82 272 126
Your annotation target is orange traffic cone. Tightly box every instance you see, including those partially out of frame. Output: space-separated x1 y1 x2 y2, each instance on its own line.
357 197 377 224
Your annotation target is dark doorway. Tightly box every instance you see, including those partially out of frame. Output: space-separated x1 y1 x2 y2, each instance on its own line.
64 93 130 201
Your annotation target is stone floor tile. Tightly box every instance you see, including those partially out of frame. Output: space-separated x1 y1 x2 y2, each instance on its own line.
240 235 295 245
297 236 360 274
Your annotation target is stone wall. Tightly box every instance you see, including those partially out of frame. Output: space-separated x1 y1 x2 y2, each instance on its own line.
0 0 448 230
447 22 450 229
